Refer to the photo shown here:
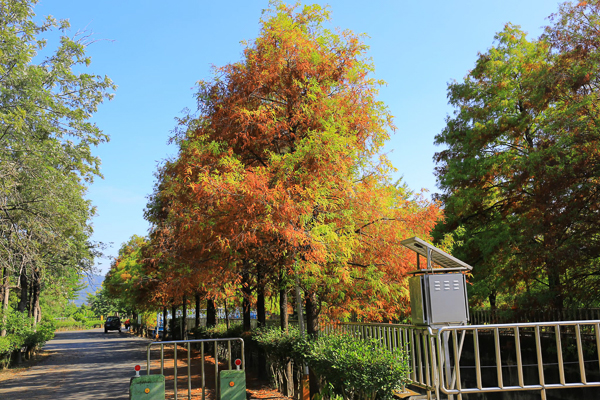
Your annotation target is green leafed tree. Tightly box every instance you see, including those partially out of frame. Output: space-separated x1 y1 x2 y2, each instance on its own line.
434 1 600 309
0 0 115 331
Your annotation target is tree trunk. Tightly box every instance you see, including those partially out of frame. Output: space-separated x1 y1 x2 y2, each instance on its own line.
171 305 177 340
280 286 288 331
206 299 216 328
305 291 319 337
195 293 200 328
241 271 252 332
162 307 167 340
182 296 187 339
17 268 28 313
224 299 230 329
2 266 9 337
257 267 266 328
278 284 292 396
32 273 41 328
305 291 320 399
255 267 267 378
28 281 34 318
547 264 563 309
489 291 497 310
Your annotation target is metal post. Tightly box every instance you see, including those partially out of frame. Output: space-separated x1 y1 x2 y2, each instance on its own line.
201 342 205 400
241 339 245 371
556 325 566 385
147 346 151 375
228 340 232 370
474 328 482 390
214 340 218 399
513 327 524 388
426 247 432 270
575 324 587 384
451 330 463 400
442 330 454 400
494 328 503 389
174 344 178 400
596 323 600 375
534 326 546 400
187 342 191 400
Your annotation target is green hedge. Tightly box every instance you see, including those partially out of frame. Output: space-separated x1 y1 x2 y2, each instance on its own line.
0 312 56 369
253 328 410 400
54 318 103 331
190 322 245 340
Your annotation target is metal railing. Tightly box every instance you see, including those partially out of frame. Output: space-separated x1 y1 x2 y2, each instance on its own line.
146 337 245 400
325 320 600 399
436 320 600 400
470 308 600 325
323 322 437 392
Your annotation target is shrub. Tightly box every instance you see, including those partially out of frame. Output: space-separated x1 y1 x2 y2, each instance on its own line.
84 319 103 329
55 319 85 331
253 326 301 359
189 323 246 361
190 322 245 340
0 312 56 368
302 333 410 400
253 326 302 394
36 319 56 344
0 337 12 369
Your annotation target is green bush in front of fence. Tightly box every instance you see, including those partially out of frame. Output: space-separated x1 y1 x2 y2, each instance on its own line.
54 319 85 330
252 326 301 394
0 336 12 369
190 322 245 340
303 333 410 400
189 323 246 360
0 312 56 369
85 319 103 329
252 327 410 400
54 318 103 331
253 326 300 359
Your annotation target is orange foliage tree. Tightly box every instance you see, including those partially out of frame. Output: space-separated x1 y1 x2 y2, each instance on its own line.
144 1 441 333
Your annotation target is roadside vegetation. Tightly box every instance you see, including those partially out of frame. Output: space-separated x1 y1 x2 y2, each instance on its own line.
2 0 599 396
0 0 114 368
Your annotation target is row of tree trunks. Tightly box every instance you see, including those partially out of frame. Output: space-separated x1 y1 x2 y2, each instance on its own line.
13 267 42 329
162 297 216 340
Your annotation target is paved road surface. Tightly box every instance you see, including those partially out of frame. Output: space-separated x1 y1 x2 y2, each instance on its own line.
0 328 150 399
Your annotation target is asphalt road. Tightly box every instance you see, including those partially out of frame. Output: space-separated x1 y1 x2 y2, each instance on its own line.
0 328 151 399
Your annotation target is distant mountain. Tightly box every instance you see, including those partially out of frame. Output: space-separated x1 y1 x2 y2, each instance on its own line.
73 275 104 306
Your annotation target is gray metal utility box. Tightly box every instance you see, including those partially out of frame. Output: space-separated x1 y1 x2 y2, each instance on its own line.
402 237 472 327
409 273 469 325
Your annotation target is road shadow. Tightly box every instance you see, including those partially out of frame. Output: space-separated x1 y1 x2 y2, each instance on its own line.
0 329 151 400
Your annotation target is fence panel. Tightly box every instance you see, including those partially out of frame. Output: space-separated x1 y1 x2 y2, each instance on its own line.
437 321 600 399
470 308 600 325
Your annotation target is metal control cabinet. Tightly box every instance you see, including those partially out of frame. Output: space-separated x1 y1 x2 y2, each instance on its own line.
219 370 246 400
409 273 469 326
129 374 165 400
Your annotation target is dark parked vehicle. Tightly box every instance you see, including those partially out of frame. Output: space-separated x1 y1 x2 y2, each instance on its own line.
104 316 121 333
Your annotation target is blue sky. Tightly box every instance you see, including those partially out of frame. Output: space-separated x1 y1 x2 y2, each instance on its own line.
34 0 561 274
